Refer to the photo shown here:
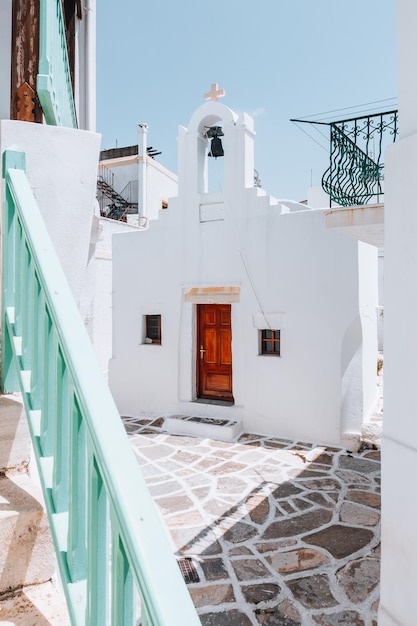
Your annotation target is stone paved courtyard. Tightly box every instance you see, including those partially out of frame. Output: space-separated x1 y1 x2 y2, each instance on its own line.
124 416 381 626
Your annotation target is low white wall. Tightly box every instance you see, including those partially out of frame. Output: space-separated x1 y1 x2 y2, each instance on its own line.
307 186 331 208
377 249 384 350
358 242 379 416
93 217 138 374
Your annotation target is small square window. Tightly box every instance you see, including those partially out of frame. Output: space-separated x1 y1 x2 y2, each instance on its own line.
260 329 280 356
145 315 161 344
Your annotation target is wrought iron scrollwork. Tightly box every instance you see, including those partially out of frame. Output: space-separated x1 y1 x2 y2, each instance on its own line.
322 125 383 206
322 111 398 206
291 110 398 207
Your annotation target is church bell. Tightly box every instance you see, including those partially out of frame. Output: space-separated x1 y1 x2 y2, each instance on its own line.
205 126 224 158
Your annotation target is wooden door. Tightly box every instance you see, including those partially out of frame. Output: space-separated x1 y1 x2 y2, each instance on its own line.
11 0 42 122
10 0 78 122
197 304 233 402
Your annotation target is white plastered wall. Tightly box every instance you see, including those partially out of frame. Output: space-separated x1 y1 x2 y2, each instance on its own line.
146 159 178 219
378 2 417 624
93 217 138 374
379 123 417 625
379 132 417 626
0 120 101 320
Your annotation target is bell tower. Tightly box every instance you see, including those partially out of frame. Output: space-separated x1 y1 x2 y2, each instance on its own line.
177 84 256 205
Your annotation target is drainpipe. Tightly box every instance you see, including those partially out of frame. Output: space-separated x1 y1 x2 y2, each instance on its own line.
138 123 148 217
75 0 96 130
84 0 96 131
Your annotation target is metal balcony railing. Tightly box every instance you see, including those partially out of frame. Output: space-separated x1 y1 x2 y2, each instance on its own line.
97 165 138 220
1 149 200 626
292 110 398 207
120 180 139 210
37 0 77 128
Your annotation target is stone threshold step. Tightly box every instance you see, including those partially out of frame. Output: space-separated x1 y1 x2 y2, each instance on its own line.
164 414 242 442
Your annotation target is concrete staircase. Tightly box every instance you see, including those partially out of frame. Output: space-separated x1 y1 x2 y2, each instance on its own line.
0 394 69 625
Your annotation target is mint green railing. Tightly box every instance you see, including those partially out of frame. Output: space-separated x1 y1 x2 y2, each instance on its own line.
37 0 77 128
1 150 200 626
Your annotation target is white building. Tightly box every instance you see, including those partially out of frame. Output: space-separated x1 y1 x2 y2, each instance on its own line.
97 124 178 225
109 90 379 446
379 1 417 623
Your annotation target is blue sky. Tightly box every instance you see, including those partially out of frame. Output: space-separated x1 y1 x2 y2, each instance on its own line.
96 0 397 202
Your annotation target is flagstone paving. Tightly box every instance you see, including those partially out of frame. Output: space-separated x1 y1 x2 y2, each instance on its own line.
124 416 381 626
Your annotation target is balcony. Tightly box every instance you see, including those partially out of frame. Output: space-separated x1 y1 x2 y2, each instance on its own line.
293 110 398 246
321 110 398 207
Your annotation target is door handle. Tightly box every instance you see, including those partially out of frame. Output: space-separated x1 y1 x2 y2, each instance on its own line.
200 345 206 359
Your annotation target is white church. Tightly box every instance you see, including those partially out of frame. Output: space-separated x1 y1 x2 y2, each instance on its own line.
108 84 379 446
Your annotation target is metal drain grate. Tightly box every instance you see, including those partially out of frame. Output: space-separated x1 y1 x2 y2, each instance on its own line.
177 557 200 584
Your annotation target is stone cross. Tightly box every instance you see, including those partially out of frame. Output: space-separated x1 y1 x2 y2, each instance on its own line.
204 83 225 102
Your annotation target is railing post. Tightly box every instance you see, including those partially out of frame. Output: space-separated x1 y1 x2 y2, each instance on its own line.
21 243 33 371
1 150 26 393
41 313 57 456
13 219 23 338
30 276 44 409
67 396 87 582
87 454 108 625
53 354 70 512
111 527 135 626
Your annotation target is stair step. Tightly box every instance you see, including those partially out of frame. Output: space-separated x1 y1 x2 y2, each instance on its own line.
164 414 242 442
0 472 56 593
0 579 70 625
0 393 31 472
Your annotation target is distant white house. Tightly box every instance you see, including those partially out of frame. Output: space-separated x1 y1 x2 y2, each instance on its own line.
97 124 178 225
109 90 379 446
93 127 178 373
